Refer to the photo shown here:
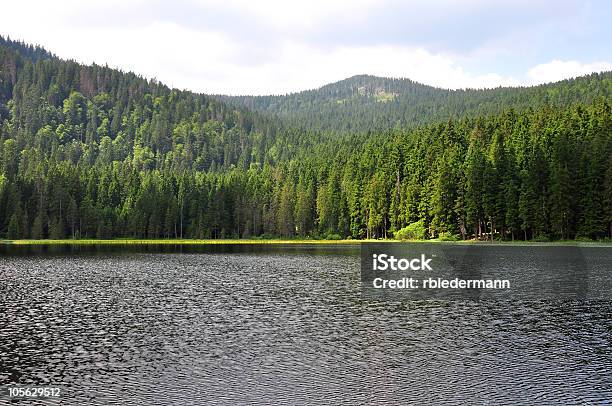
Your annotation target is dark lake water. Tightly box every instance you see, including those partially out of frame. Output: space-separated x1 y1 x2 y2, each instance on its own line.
0 243 611 405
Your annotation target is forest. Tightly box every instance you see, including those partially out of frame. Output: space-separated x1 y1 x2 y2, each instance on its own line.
0 36 611 241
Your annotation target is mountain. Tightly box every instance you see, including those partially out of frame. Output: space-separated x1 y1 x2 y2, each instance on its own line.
0 37 300 172
0 37 610 241
223 73 612 132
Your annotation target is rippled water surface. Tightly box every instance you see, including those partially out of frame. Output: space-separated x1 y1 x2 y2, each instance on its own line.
0 244 610 405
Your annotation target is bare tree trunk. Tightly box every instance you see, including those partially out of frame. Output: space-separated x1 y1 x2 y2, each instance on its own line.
383 216 387 239
180 204 183 238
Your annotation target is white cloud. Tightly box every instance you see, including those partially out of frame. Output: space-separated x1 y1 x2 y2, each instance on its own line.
528 60 612 84
0 7 521 94
0 0 609 95
194 0 377 30
241 43 521 94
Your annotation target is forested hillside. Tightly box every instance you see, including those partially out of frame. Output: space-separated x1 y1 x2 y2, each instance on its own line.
224 73 611 132
0 37 306 171
0 37 611 241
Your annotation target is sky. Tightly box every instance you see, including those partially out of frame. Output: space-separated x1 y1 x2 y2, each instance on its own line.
1 0 611 95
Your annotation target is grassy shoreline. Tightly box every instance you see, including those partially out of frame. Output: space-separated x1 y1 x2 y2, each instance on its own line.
1 238 610 246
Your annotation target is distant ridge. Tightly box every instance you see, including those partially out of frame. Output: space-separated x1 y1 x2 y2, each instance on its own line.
1 35 609 134
222 72 611 132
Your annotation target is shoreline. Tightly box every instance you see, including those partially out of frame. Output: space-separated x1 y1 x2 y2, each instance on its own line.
1 239 611 247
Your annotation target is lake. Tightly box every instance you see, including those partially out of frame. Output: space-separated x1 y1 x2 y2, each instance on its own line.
0 243 610 405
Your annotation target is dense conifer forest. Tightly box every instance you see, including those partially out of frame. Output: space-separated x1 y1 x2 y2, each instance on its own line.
0 37 611 240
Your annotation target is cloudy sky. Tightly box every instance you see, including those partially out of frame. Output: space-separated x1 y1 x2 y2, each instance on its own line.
1 0 611 95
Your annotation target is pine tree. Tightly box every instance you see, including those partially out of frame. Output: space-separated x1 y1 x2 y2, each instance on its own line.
31 214 44 239
7 213 19 239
